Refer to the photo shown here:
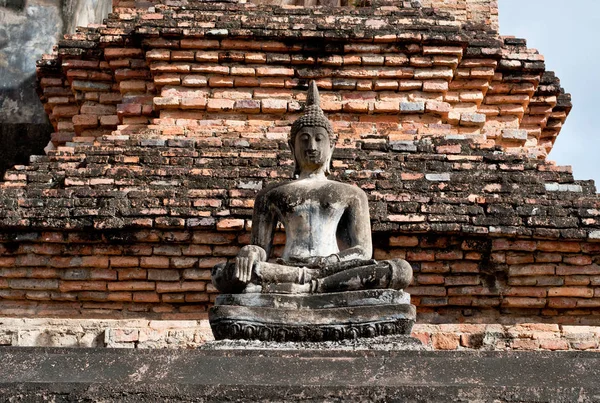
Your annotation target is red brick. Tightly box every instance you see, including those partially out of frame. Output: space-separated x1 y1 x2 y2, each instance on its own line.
15 255 49 267
117 103 142 117
557 265 600 276
501 297 546 308
110 257 140 267
80 256 109 268
539 339 569 351
213 245 240 256
504 287 547 298
162 293 186 303
146 49 170 61
445 276 480 286
570 340 598 350
206 99 234 112
148 269 180 281
431 333 459 350
192 232 236 245
535 253 562 263
89 269 117 280
420 262 449 273
537 241 581 253
509 265 555 277
8 279 59 290
0 257 16 268
171 257 198 269
59 281 106 292
563 256 593 266
256 67 294 77
182 269 211 281
181 245 212 256
448 296 473 306
547 298 578 309
261 99 287 114
548 287 593 298
107 281 155 291
471 297 501 307
118 269 147 280
510 339 539 350
564 275 591 286
406 250 435 261
447 286 497 296
185 293 209 302
450 262 479 273
389 236 418 247
416 274 444 285
140 256 170 268
216 219 245 231
181 39 220 49
506 252 534 265
493 239 537 252
156 282 206 293
133 292 160 303
208 77 234 88
107 292 132 302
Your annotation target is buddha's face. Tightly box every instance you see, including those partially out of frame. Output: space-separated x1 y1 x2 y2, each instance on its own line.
292 126 333 174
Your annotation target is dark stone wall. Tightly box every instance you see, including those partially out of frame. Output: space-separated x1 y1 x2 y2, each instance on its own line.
0 347 599 402
0 0 110 176
0 123 52 177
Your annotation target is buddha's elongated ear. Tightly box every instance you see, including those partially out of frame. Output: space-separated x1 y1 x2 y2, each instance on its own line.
325 144 335 176
288 139 300 178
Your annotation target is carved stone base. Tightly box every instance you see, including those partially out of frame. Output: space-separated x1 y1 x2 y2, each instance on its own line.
209 289 416 342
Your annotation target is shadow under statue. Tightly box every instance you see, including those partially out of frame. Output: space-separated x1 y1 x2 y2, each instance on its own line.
209 81 416 342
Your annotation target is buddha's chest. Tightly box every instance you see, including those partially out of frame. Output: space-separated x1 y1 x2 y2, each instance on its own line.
271 190 346 225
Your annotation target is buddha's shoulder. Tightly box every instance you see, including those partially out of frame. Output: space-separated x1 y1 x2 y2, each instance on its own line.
326 180 368 199
256 180 292 198
258 179 367 198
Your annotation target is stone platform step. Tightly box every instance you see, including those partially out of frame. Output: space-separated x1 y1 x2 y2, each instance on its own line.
210 290 416 342
1 347 600 402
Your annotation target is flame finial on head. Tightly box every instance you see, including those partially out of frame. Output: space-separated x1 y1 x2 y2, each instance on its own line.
290 80 335 142
306 80 320 108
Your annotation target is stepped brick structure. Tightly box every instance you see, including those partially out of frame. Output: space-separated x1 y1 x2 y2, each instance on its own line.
3 0 600 340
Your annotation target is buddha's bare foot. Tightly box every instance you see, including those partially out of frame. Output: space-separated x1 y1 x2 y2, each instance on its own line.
289 283 312 294
243 283 263 293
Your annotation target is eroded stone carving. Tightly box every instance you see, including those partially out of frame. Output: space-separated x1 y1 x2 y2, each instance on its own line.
209 81 415 341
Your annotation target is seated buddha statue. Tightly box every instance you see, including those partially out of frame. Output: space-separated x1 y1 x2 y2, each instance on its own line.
209 81 415 342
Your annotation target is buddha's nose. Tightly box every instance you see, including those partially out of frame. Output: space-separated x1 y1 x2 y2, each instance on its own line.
307 138 317 151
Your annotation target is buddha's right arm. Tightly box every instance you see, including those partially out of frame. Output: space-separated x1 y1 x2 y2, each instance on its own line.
250 189 278 257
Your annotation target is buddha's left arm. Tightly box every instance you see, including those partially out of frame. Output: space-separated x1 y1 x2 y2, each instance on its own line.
336 189 373 261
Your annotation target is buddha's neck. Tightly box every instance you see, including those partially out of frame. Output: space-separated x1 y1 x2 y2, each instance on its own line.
298 170 327 181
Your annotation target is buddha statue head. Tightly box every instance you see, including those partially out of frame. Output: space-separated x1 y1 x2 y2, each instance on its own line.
289 81 337 177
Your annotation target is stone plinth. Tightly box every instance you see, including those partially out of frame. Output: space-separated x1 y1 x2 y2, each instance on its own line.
210 290 416 341
2 347 600 401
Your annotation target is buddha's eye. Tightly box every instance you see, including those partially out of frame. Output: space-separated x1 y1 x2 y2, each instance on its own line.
316 135 323 142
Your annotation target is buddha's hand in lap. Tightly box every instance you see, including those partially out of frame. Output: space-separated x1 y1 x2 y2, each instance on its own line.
305 254 341 270
234 245 267 284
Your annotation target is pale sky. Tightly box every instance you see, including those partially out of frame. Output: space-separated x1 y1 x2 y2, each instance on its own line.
500 0 600 187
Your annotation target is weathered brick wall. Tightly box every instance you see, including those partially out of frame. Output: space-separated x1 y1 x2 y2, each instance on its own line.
3 228 600 324
36 2 569 157
2 136 600 323
0 0 593 325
